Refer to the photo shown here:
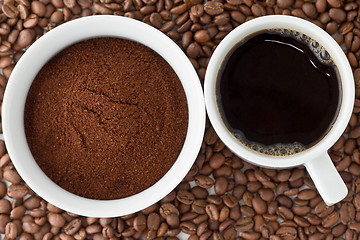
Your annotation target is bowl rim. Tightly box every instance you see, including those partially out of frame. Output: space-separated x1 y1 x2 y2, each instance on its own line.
2 15 206 217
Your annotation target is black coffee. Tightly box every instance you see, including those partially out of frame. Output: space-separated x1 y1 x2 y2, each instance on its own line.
217 29 341 156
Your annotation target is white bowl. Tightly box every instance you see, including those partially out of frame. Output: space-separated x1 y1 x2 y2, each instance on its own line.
2 15 206 217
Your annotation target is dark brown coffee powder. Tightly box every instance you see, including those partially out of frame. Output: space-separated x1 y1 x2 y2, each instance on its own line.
24 37 188 200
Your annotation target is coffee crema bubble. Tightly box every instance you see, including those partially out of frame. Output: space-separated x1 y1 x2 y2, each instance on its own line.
217 29 341 157
275 28 333 64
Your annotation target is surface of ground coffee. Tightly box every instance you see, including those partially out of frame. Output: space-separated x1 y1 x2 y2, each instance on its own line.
24 37 188 200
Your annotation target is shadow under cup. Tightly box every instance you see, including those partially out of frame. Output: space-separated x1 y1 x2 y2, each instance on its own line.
216 28 342 158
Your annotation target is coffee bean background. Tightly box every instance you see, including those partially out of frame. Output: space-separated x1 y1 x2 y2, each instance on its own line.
0 0 359 239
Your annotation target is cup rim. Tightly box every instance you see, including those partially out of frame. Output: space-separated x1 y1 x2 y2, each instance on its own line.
2 15 206 217
204 15 354 168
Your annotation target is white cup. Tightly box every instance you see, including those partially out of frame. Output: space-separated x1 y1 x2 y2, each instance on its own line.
205 15 354 206
2 15 206 217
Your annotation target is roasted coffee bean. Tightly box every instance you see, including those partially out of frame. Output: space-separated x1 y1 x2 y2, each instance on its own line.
22 221 40 234
315 201 334 217
214 177 228 196
339 202 355 225
277 0 294 8
63 218 81 235
322 211 339 228
180 221 196 235
192 200 207 214
217 206 229 222
298 189 317 200
177 190 195 205
159 203 179 218
194 29 210 43
223 193 238 208
276 206 294 220
204 1 224 15
329 8 346 23
233 231 254 240
302 3 318 19
205 204 219 221
209 153 225 169
252 196 267 214
292 206 311 216
5 222 18 239
166 213 179 228
234 217 253 232
195 175 214 189
147 212 160 230
2 3 19 18
349 222 360 231
276 226 297 239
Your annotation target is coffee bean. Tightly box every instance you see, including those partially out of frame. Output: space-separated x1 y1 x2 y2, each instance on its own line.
30 1 46 17
234 168 248 185
214 177 228 196
303 3 318 19
192 200 207 214
329 8 346 23
204 1 224 15
191 186 208 199
86 224 102 234
344 229 357 240
166 213 179 228
339 22 354 35
195 175 214 189
7 184 28 199
322 211 339 228
64 218 81 235
14 29 34 50
251 196 267 214
339 202 355 225
0 199 11 214
5 222 18 239
298 189 317 200
331 223 346 237
3 169 21 184
157 222 168 237
276 206 294 220
159 203 179 218
326 21 338 35
276 0 294 8
327 0 342 8
240 232 260 240
315 201 334 217
197 221 208 236
205 204 219 221
180 221 196 235
177 190 195 205
349 222 360 231
204 127 218 145
315 0 326 12
276 226 297 239
223 193 238 208
181 213 197 222
22 221 40 234
10 205 25 220
258 224 273 238
194 29 210 43
2 3 19 18
170 3 187 15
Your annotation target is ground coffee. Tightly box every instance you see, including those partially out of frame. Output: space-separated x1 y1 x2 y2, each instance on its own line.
24 37 188 200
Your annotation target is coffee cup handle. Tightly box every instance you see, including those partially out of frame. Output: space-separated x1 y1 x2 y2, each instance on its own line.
304 153 347 206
